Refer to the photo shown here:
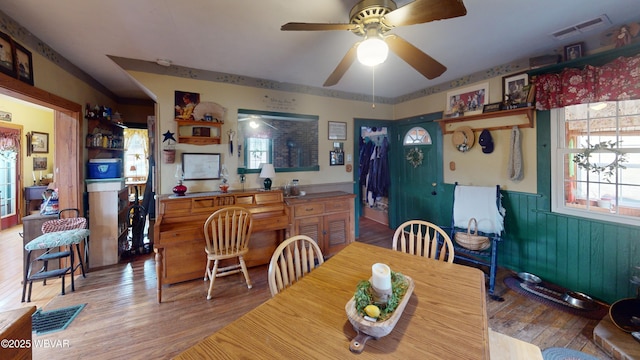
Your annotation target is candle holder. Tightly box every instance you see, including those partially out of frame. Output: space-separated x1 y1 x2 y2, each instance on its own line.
371 284 392 306
371 263 392 306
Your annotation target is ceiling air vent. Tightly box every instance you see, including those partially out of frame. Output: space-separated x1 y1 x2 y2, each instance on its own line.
551 14 611 40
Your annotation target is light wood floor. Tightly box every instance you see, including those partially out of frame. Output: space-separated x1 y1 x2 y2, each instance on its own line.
1 217 611 359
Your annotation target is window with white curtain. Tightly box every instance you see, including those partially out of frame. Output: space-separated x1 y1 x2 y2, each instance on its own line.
123 129 149 182
551 100 640 226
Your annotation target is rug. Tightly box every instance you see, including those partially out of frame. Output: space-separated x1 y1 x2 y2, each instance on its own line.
32 304 85 335
541 347 600 360
503 276 608 320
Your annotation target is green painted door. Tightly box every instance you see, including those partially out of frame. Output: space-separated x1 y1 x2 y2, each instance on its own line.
389 114 445 228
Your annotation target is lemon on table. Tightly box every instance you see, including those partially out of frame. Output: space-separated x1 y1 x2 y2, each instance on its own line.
364 304 380 318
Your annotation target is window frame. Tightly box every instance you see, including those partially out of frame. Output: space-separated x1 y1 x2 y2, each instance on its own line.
550 104 640 227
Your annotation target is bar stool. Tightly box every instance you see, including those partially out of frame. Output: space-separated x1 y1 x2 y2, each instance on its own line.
22 217 90 302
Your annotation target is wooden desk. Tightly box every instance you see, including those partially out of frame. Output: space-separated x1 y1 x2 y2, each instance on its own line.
177 242 490 359
154 190 289 303
24 185 47 216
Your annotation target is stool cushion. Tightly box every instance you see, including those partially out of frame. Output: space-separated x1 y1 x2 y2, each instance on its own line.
25 229 90 251
42 218 87 233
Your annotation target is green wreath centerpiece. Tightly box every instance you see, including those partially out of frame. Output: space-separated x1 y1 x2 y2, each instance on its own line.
573 141 627 183
406 147 424 168
353 271 408 321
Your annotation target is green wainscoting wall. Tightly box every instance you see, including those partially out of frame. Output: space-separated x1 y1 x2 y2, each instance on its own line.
435 111 639 305
356 109 638 305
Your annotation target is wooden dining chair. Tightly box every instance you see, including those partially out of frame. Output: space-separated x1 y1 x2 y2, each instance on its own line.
203 206 253 300
392 220 455 263
268 235 324 297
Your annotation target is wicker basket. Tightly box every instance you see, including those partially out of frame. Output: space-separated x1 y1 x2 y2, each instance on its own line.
455 218 490 251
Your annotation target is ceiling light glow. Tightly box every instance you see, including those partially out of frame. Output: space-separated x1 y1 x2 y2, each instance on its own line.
357 36 388 66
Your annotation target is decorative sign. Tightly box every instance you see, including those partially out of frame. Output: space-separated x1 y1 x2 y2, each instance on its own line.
0 110 11 122
328 121 347 140
263 95 298 111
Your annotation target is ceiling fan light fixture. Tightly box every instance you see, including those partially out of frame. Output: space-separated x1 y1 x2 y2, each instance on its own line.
357 36 388 66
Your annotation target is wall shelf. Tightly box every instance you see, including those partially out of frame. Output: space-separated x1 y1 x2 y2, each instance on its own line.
436 106 534 134
175 119 222 145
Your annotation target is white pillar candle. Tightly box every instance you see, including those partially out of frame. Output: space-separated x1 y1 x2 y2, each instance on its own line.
371 263 391 290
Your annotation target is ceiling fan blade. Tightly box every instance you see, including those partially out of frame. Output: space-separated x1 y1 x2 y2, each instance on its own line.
385 35 447 80
281 22 358 31
382 0 467 27
323 45 358 87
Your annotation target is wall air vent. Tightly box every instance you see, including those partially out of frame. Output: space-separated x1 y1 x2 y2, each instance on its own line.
551 14 611 40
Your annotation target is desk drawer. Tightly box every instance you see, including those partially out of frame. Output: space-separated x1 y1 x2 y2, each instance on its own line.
294 203 325 217
324 199 350 212
159 226 203 245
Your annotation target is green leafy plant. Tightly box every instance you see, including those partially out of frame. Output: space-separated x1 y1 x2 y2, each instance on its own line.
573 140 627 183
354 272 408 321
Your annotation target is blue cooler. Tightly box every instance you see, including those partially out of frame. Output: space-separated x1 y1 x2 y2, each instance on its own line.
88 158 121 179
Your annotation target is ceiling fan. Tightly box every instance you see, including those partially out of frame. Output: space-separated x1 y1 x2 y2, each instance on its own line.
281 0 467 87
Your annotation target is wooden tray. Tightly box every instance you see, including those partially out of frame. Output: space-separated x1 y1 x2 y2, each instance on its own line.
345 275 415 353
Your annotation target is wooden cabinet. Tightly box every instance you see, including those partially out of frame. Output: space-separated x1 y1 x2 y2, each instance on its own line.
287 191 355 257
175 119 222 145
87 182 128 268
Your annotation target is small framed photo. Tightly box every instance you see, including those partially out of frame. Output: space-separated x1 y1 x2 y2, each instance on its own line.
33 157 47 170
192 127 211 137
13 41 33 85
31 131 49 153
446 83 489 116
502 71 529 104
328 121 347 140
329 151 344 166
564 42 584 61
0 31 15 78
482 102 503 113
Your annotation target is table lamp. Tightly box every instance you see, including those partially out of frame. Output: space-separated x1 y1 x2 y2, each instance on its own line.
259 163 276 191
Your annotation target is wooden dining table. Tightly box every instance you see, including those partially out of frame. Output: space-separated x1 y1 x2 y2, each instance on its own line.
176 242 490 359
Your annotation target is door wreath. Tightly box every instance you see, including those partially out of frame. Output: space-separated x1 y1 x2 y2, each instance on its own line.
406 147 424 168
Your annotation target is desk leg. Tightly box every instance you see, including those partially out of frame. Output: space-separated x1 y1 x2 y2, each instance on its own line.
155 248 163 303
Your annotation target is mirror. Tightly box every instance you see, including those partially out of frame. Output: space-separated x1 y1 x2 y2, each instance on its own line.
237 109 319 173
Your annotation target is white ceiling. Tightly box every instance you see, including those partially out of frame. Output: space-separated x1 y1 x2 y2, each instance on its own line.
2 0 639 100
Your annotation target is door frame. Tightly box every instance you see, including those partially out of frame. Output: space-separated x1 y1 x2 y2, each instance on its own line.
352 118 395 238
0 73 83 220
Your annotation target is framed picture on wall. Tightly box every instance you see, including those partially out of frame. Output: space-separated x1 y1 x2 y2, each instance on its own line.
564 42 584 61
445 83 488 116
182 152 221 180
13 41 33 85
329 151 344 166
31 131 49 153
328 121 347 140
33 157 47 170
0 31 15 78
502 71 529 104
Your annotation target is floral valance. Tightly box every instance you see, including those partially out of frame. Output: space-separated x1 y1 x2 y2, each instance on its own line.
0 131 20 153
534 53 640 110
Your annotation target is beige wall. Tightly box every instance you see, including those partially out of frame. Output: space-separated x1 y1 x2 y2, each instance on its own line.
130 70 537 195
394 77 537 193
129 71 394 195
0 95 54 189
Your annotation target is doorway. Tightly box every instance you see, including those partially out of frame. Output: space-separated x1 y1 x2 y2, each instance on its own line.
0 75 82 218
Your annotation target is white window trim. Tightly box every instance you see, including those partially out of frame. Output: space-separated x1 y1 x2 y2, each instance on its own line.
550 108 640 227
